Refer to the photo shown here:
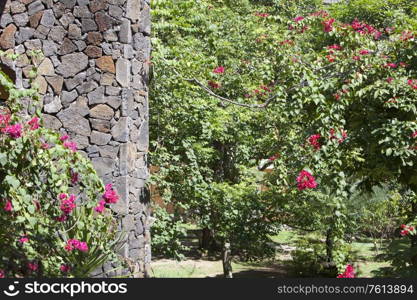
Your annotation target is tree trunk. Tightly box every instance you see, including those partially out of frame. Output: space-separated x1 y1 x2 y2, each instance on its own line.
201 227 214 251
222 241 233 278
325 227 334 263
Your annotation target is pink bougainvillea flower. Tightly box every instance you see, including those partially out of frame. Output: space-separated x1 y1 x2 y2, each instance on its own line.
399 224 416 237
279 39 294 46
213 66 225 74
254 12 269 18
330 128 348 143
59 193 68 200
269 154 280 161
386 77 394 83
359 49 370 55
411 131 417 138
326 55 335 63
65 239 88 252
4 200 13 212
56 214 68 222
0 113 11 127
408 79 417 89
352 56 360 61
60 264 71 273
296 170 318 191
60 135 69 141
208 80 220 89
41 142 50 149
78 242 89 252
94 200 106 213
19 236 29 244
63 141 78 152
308 134 321 150
102 184 119 204
337 264 355 278
322 18 335 32
293 16 304 22
385 63 397 68
60 194 76 215
0 269 4 278
400 229 409 236
27 262 38 272
327 44 342 51
3 124 23 139
28 117 40 130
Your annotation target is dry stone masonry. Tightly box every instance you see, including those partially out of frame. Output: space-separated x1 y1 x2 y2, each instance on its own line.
0 0 151 277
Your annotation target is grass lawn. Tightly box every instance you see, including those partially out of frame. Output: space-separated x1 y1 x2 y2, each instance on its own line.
151 229 408 278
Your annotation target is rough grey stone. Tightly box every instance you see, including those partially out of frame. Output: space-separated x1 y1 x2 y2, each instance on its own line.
123 44 134 59
72 134 89 149
42 40 58 56
42 114 62 130
28 1 44 16
59 13 75 28
57 53 89 78
64 72 86 90
48 26 66 42
91 157 114 177
77 0 89 5
74 40 87 51
44 95 62 113
95 11 115 32
126 0 141 22
112 117 129 142
37 58 55 76
137 120 148 151
90 104 114 120
91 131 112 145
74 5 92 18
81 18 97 32
109 5 123 18
15 27 35 44
13 13 29 27
106 86 121 96
132 59 141 75
91 118 111 133
99 145 119 158
69 96 89 117
61 89 78 106
68 24 82 39
140 4 151 36
10 2 26 14
116 58 131 88
59 38 77 55
45 76 64 94
77 81 98 95
40 9 56 27
0 14 13 28
87 86 105 105
57 108 91 136
103 30 118 42
119 19 132 44
60 0 76 9
24 39 42 50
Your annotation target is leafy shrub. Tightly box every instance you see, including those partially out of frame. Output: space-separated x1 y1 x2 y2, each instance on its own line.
0 54 124 278
151 206 189 260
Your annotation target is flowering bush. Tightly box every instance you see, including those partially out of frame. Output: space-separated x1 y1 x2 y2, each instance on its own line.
0 59 124 278
337 264 355 278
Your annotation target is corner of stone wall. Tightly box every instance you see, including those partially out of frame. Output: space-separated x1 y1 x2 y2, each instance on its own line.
0 0 151 278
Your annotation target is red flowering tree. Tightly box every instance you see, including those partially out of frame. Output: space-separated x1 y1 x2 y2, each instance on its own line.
152 0 417 276
0 62 124 278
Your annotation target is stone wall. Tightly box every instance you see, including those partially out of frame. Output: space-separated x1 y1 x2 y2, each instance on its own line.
0 0 151 277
